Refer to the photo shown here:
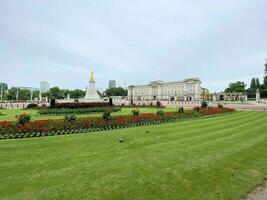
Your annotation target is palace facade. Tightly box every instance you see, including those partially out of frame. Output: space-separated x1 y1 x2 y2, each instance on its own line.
128 78 205 101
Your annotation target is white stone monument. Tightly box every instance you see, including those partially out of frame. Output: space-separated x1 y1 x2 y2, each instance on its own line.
79 72 102 102
256 89 260 102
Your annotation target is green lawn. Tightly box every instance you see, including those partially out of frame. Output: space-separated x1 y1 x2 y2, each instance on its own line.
0 107 177 121
1 111 267 200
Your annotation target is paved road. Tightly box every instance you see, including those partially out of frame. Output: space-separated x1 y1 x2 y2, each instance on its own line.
246 182 267 200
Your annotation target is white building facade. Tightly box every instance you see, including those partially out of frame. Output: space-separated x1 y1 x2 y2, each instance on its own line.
128 78 203 101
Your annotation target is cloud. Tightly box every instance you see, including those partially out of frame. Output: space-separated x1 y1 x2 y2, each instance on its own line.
0 0 266 91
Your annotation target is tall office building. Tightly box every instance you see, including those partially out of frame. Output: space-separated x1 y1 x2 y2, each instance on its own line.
0 82 8 90
108 80 116 89
40 81 50 93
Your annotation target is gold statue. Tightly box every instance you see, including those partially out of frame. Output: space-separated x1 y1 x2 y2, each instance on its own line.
90 71 95 81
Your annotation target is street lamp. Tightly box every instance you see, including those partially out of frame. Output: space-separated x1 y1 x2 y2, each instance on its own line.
129 85 134 105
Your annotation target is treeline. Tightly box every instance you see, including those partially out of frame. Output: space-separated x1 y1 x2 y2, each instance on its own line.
1 86 128 101
104 87 127 96
1 87 86 101
224 62 267 98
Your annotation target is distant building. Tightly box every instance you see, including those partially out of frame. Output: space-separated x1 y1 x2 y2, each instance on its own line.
0 82 8 90
108 80 116 89
128 78 203 101
40 81 50 93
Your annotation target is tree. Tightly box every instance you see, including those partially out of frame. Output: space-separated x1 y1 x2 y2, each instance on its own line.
105 87 127 96
50 87 64 99
247 78 261 98
250 78 256 89
225 81 246 93
18 89 31 101
32 90 40 100
60 89 70 98
264 62 267 88
69 89 85 99
256 78 260 89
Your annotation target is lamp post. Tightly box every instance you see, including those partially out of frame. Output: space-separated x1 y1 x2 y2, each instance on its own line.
30 90 33 101
129 85 134 105
16 89 19 102
0 89 3 102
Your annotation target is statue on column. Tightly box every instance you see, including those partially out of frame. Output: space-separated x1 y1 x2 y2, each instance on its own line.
90 72 95 81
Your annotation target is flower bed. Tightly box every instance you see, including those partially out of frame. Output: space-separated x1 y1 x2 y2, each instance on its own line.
0 108 235 139
194 107 235 115
38 107 121 115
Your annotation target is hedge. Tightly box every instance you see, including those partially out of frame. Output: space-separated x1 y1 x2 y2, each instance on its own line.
38 107 121 115
51 102 110 109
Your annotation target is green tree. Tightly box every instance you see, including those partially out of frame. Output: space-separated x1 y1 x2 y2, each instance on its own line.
50 87 64 99
69 89 85 99
264 62 267 88
255 78 260 89
60 89 70 98
250 78 256 89
18 89 31 101
105 87 127 96
225 81 246 93
32 90 40 100
4 87 17 101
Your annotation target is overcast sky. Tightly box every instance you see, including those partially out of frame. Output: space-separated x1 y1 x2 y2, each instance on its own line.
0 0 266 92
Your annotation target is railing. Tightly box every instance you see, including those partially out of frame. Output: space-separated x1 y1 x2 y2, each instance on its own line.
0 102 48 109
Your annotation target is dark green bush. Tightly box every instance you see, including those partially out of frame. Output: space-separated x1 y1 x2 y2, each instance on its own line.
157 110 165 116
178 107 184 113
64 114 77 122
15 113 31 125
132 109 140 116
27 103 38 109
38 107 121 115
102 111 112 121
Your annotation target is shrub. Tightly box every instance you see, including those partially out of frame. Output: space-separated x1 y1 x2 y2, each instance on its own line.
27 103 38 109
64 114 77 122
217 103 223 108
201 100 208 108
194 106 200 112
15 113 31 125
157 110 165 116
50 102 110 109
132 109 140 116
38 107 121 115
156 101 161 107
178 107 184 113
102 111 112 121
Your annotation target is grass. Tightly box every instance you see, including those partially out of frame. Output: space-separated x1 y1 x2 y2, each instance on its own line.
0 107 177 121
1 111 267 200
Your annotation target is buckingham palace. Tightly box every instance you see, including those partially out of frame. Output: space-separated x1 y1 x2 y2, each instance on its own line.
128 78 205 101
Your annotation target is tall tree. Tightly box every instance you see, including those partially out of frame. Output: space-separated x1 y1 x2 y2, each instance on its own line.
255 78 260 89
264 61 267 88
225 81 246 93
250 78 256 89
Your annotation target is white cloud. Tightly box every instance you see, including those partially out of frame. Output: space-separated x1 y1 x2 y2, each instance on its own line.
0 0 266 91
